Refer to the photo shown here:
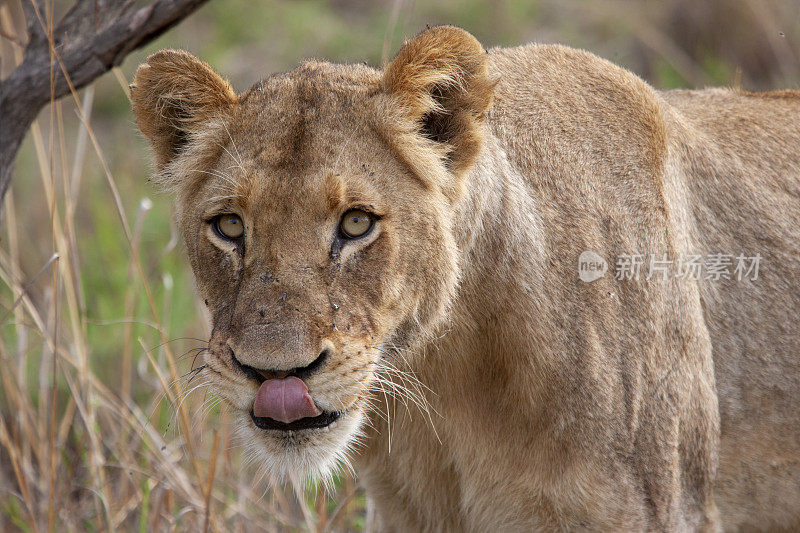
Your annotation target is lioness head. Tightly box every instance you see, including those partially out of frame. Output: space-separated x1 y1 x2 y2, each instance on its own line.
131 26 494 480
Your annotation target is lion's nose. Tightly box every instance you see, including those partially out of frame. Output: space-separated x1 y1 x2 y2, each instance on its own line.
228 338 333 381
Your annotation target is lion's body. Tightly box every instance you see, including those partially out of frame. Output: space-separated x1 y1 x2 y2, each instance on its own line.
663 88 800 530
132 28 800 532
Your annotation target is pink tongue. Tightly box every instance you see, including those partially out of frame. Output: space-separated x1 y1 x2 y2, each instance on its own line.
253 376 321 423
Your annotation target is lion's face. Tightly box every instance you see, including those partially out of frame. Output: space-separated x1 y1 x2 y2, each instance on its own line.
178 83 462 479
131 27 493 479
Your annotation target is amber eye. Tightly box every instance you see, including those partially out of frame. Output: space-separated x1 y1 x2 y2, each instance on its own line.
214 214 244 240
340 209 374 239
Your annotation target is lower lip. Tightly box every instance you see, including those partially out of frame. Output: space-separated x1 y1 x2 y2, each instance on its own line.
250 410 342 431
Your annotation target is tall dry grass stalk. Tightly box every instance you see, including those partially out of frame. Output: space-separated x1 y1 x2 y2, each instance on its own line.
0 3 364 531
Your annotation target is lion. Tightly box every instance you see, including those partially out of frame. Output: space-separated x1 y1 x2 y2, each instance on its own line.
131 26 800 531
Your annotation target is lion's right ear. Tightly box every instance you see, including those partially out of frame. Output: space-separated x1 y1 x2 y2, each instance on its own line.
131 50 238 169
383 26 495 179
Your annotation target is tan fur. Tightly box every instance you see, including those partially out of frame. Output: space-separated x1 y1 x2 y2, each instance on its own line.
131 26 800 531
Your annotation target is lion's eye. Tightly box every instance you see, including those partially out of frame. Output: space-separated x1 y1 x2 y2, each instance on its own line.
340 209 373 239
214 214 244 239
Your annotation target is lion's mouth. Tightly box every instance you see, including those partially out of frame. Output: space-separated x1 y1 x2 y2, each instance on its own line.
250 410 342 431
226 348 351 433
233 357 342 432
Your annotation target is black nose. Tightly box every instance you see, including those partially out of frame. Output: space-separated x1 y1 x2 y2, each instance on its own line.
231 345 331 383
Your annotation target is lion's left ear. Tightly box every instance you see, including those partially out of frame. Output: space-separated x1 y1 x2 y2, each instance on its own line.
383 26 495 177
131 50 238 171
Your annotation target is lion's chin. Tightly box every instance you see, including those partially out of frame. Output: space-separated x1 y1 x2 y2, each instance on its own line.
232 407 365 483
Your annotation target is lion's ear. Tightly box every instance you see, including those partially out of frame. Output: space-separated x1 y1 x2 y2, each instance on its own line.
383 26 495 176
131 50 238 169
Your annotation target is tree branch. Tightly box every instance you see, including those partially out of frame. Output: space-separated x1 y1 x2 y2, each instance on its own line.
0 0 210 216
20 0 45 51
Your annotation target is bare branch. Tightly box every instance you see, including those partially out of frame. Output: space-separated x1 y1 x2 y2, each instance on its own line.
0 0 211 217
20 0 45 51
